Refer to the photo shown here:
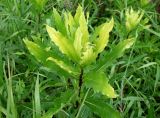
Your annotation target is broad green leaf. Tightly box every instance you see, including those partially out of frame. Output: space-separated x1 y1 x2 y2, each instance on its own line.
53 8 67 35
94 38 135 71
41 90 75 118
95 18 114 54
85 98 122 118
47 57 79 75
74 27 82 57
46 25 79 62
80 43 96 66
84 71 117 98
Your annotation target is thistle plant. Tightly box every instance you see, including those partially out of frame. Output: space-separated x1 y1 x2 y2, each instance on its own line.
125 7 144 32
24 5 135 117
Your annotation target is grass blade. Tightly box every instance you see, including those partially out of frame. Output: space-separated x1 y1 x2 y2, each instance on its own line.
0 45 3 87
0 106 8 116
4 56 17 118
154 65 160 92
34 73 41 118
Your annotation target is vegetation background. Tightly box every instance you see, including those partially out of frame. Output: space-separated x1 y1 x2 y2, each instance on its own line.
0 0 160 118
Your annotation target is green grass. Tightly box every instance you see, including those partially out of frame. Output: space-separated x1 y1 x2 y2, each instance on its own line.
0 0 160 117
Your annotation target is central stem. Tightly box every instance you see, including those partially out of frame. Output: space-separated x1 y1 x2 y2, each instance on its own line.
78 68 83 97
75 68 83 109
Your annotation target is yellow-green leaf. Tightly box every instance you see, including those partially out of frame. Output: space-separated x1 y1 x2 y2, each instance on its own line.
24 39 77 77
64 12 76 40
74 27 82 57
23 39 48 63
94 38 136 71
74 5 83 25
47 57 79 75
74 5 89 47
46 25 79 62
53 8 67 35
95 18 114 54
80 43 96 66
79 12 89 46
